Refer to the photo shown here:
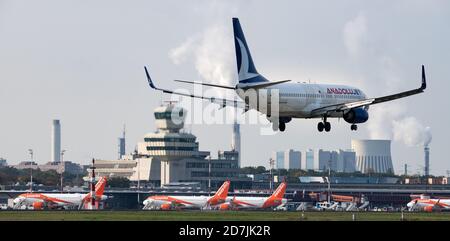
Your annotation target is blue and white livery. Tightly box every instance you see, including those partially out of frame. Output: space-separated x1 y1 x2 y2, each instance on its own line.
144 18 427 132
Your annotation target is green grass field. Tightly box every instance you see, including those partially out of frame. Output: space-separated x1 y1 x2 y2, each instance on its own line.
0 210 449 221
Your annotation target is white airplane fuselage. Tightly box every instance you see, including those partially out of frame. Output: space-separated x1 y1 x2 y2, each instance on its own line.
236 83 367 119
226 196 287 209
407 198 450 211
14 193 88 208
143 195 212 209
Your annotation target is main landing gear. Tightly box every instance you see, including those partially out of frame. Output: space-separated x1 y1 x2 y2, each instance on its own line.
272 121 286 132
350 124 358 131
317 117 331 132
271 117 291 132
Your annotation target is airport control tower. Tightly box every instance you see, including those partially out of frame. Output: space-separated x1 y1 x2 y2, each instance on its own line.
137 104 203 186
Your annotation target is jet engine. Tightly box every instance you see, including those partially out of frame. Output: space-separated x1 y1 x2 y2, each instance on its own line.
219 203 230 211
160 203 172 210
423 206 434 212
32 202 44 210
343 108 369 124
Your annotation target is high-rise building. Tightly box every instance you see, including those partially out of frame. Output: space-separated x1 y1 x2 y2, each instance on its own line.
0 158 7 167
274 151 285 169
272 150 301 170
300 149 356 172
51 119 61 163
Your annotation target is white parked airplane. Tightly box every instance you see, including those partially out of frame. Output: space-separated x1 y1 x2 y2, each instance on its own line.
13 177 108 210
219 181 287 210
142 180 230 210
144 18 427 132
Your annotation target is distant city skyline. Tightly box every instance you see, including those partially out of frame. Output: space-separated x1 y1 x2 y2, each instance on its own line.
0 1 449 175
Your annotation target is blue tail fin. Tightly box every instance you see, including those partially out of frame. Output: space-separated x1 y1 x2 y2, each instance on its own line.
233 18 268 83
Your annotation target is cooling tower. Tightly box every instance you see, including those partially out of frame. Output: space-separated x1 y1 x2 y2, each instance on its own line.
351 139 394 174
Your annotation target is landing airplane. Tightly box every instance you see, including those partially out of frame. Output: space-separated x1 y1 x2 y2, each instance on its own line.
407 194 450 212
144 18 427 132
219 181 287 210
13 177 108 210
142 180 230 210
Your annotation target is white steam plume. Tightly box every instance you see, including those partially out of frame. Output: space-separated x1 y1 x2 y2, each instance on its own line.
343 12 430 147
169 24 235 96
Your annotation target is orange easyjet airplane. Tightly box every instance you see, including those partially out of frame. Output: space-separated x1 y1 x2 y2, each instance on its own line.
143 180 230 210
13 177 108 210
219 181 287 210
407 194 450 212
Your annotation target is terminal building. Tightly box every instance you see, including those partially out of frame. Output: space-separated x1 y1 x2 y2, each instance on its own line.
92 104 250 189
11 161 83 175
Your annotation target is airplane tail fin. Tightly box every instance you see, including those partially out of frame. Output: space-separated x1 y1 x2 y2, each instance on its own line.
271 181 287 199
215 180 230 200
95 177 107 197
232 18 268 84
208 180 230 205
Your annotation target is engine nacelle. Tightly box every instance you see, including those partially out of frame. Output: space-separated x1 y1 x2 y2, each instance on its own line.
160 203 172 210
219 203 230 211
423 206 434 212
343 108 369 124
32 202 44 210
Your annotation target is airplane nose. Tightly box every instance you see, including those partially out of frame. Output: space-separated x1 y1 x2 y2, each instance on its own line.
406 202 412 208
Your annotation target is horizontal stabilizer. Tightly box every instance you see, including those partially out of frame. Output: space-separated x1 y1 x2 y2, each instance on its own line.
236 79 291 89
174 79 236 89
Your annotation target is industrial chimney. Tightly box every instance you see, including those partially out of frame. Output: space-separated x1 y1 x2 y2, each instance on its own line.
423 127 432 177
51 119 61 163
231 121 241 167
118 125 126 159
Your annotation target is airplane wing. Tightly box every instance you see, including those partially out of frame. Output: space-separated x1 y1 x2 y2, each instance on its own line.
145 67 247 109
311 65 427 117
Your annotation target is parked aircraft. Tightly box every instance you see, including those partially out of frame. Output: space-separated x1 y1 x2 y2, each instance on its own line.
219 181 287 210
142 180 230 210
13 177 108 210
407 194 450 212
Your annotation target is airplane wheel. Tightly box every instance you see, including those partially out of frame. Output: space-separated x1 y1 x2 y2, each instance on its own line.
324 122 331 132
351 124 358 131
317 122 324 132
279 122 286 132
272 123 278 131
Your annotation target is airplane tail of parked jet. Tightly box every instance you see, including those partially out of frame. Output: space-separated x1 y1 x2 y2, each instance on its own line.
271 181 287 199
80 176 108 209
207 180 231 206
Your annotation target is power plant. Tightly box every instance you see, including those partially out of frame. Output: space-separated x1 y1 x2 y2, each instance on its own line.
51 119 61 163
351 139 394 174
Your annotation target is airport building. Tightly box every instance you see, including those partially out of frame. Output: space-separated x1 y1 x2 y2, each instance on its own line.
351 139 394 174
92 104 249 189
11 161 83 175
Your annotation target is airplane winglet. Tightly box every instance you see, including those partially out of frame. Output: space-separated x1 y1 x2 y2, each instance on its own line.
421 65 427 90
144 66 157 89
